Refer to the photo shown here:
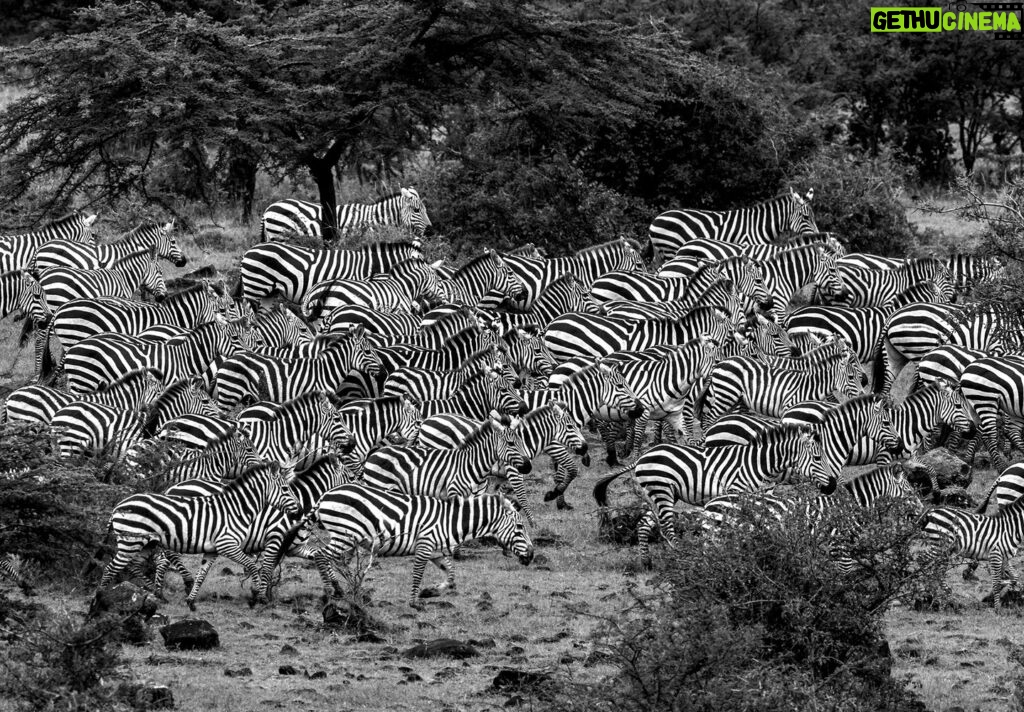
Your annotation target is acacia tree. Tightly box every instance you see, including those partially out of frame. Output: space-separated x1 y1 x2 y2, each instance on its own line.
0 0 675 241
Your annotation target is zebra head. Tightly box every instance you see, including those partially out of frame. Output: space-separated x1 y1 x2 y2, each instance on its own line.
323 397 357 455
935 378 975 437
401 257 446 307
749 313 791 359
142 254 168 302
615 237 646 272
794 425 836 495
398 395 422 446
599 363 645 420
865 396 902 454
811 245 848 302
695 334 722 380
489 250 527 302
486 494 535 566
551 399 589 462
505 326 556 377
486 367 529 417
152 219 186 267
491 413 532 475
342 325 383 377
262 461 302 517
224 315 264 353
400 187 432 237
837 350 868 397
788 187 818 234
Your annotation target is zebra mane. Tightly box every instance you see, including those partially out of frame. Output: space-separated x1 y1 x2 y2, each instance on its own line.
422 307 478 333
142 379 201 436
109 246 158 265
451 250 500 277
458 346 496 371
557 360 610 388
772 232 833 249
164 282 210 303
768 242 825 259
0 268 27 281
906 379 948 404
456 417 503 450
683 259 723 288
818 393 885 418
887 282 940 309
109 220 169 240
747 422 814 447
190 424 243 451
573 239 632 258
537 273 578 294
94 367 161 393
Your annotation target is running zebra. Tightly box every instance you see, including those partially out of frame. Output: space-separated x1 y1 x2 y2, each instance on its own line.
39 282 227 381
593 424 831 565
213 327 381 409
260 188 431 241
273 486 533 605
0 211 97 271
646 188 817 263
101 461 300 609
920 495 1024 607
30 220 184 271
62 319 253 393
237 240 423 307
2 368 163 426
362 415 534 522
301 258 445 319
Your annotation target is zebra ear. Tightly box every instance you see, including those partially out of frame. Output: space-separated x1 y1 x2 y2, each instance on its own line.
805 188 814 202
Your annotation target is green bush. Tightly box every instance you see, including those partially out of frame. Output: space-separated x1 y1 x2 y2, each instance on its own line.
559 495 942 712
788 146 918 256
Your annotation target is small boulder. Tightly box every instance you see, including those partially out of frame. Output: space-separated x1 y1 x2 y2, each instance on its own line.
160 619 220 651
491 668 552 692
403 638 479 659
116 682 175 710
279 665 298 676
224 665 252 678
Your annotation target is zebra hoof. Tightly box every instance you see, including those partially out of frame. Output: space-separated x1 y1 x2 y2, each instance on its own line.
556 500 574 511
606 452 619 467
963 570 979 582
542 490 559 503
418 587 441 599
186 600 197 612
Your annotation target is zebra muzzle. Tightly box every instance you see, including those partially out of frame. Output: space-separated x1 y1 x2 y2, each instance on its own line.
518 548 535 566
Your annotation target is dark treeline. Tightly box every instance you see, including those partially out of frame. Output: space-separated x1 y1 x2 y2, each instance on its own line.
0 0 1020 255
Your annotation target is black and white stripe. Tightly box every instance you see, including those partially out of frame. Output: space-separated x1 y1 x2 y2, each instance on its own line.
0 212 97 271
261 188 431 241
31 221 184 271
302 258 445 319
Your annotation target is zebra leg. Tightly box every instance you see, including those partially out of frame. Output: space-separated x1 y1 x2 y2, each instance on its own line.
429 554 456 593
991 551 1008 608
595 420 622 466
542 444 579 510
154 551 196 598
976 405 1008 471
503 468 535 527
410 543 437 606
185 556 218 612
100 543 143 587
623 412 650 458
637 508 659 569
312 543 347 598
963 560 980 581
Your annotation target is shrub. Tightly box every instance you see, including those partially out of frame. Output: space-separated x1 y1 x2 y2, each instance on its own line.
560 495 943 712
788 146 918 257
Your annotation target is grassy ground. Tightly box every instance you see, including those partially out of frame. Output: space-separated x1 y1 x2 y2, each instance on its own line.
3 206 1023 711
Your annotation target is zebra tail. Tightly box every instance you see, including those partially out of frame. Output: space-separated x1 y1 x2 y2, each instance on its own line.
37 319 58 385
266 509 316 573
870 334 887 394
593 462 637 508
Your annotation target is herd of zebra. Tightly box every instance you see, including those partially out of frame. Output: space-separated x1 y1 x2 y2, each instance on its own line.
1 185 1024 609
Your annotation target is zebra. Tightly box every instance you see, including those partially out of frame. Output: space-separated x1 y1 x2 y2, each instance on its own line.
260 188 431 241
337 395 422 472
543 306 733 364
503 326 557 377
51 378 219 460
833 258 954 308
101 461 300 609
153 452 350 600
589 270 689 305
251 301 314 348
213 327 381 409
0 553 33 595
39 282 227 381
497 274 599 330
846 379 973 481
30 220 184 271
383 346 516 401
438 250 526 308
415 369 529 420
0 269 43 321
159 429 264 486
301 258 446 320
594 423 832 565
873 303 1012 396
377 324 500 375
657 254 774 315
272 485 533 605
960 357 1024 470
32 247 167 321
322 304 422 344
920 494 1024 607
2 368 163 426
760 243 847 311
362 415 534 522
646 188 817 264
673 233 845 265
236 391 356 465
697 348 862 424
482 238 645 310
705 394 901 484
236 240 423 307
61 318 254 394
947 253 999 295
0 212 98 271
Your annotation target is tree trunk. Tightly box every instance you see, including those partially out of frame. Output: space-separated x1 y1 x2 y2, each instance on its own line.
223 145 258 226
311 159 340 246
